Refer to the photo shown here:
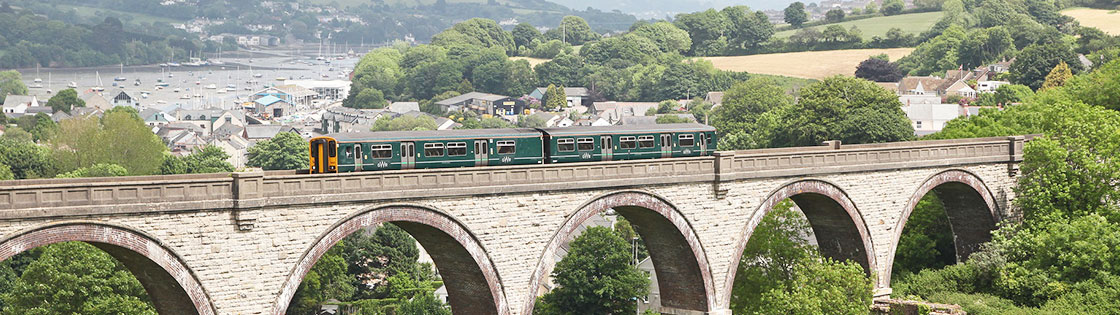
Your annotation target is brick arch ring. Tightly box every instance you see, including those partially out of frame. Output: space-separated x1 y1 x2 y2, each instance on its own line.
882 169 1000 286
0 220 216 315
272 204 509 315
523 190 716 315
721 179 877 309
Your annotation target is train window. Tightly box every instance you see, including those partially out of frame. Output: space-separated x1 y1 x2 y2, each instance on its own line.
344 146 353 158
577 138 595 151
679 134 695 147
558 138 575 152
329 141 336 157
620 136 637 149
638 135 655 148
447 142 467 156
497 140 516 154
424 143 445 157
618 135 636 149
371 144 393 159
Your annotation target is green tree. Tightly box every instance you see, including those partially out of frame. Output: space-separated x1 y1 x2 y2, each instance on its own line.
342 223 424 299
0 242 155 315
1012 43 1084 91
246 132 308 170
370 115 438 131
0 164 12 180
710 77 795 149
722 6 775 51
536 226 649 315
544 16 600 45
784 2 809 28
397 292 451 315
46 88 85 114
882 0 905 15
287 242 355 315
674 9 731 56
0 137 55 179
48 109 165 175
892 195 955 277
542 84 566 111
631 22 692 54
0 126 31 143
160 145 235 175
530 39 572 59
431 18 516 54
347 88 389 109
974 84 1034 107
0 70 28 97
512 22 541 51
1040 61 1073 91
731 201 873 314
656 115 691 124
534 53 585 88
56 163 128 178
773 76 912 147
16 113 58 143
826 9 845 23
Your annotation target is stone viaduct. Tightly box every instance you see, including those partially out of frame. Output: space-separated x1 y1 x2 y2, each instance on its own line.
0 136 1029 315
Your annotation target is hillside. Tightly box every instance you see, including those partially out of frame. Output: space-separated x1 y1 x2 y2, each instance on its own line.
1063 8 1120 35
308 0 567 12
697 48 915 80
773 12 944 39
548 0 802 18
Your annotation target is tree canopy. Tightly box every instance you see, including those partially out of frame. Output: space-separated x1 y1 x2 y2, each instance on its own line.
536 226 649 314
46 89 86 114
246 132 308 170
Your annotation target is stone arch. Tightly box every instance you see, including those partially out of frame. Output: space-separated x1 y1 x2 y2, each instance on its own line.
722 179 877 308
884 169 1000 285
0 221 216 315
273 204 508 315
524 190 716 315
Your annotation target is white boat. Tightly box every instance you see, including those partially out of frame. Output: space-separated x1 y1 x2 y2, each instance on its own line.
206 84 217 89
168 62 181 67
253 73 263 78
156 100 168 105
173 87 182 92
180 94 191 99
33 78 42 84
114 64 126 81
92 71 105 91
67 82 78 88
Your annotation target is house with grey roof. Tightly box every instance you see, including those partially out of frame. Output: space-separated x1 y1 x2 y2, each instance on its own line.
254 95 295 118
108 89 139 108
243 124 298 142
529 87 590 107
434 92 510 114
2 95 37 115
590 101 658 124
387 102 420 114
321 107 391 134
140 108 173 128
80 92 114 111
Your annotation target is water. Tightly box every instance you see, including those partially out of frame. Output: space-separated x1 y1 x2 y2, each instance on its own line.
12 46 370 112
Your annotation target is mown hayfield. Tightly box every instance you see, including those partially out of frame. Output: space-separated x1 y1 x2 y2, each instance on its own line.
774 11 944 39
509 56 551 67
1063 8 1120 35
697 48 915 79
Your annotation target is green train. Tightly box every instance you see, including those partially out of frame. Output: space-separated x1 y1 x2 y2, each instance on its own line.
309 124 717 173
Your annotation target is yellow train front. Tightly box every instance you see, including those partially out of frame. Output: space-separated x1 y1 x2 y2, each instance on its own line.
309 124 717 174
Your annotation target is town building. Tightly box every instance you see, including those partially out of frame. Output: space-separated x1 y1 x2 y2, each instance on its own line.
902 103 961 136
528 87 590 107
285 80 351 101
590 101 659 124
435 92 510 115
2 95 37 115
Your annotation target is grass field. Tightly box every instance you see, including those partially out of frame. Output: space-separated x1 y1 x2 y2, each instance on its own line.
56 4 184 25
773 12 944 39
697 48 915 80
1063 8 1120 35
509 56 550 67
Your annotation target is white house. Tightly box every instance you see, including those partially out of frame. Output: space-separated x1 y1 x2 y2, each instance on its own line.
2 95 36 114
903 103 961 136
976 81 1011 93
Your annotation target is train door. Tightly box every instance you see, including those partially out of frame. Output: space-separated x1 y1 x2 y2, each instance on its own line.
660 134 672 158
354 144 363 171
310 138 326 173
474 140 489 166
401 142 415 169
698 133 707 155
600 136 613 161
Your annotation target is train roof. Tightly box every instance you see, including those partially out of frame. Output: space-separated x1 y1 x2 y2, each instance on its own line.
329 128 541 142
540 123 715 136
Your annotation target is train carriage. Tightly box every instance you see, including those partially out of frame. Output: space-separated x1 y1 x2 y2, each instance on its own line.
540 124 716 164
321 128 544 173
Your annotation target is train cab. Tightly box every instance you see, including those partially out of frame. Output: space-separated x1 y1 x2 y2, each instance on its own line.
309 136 338 174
